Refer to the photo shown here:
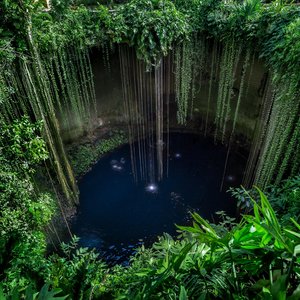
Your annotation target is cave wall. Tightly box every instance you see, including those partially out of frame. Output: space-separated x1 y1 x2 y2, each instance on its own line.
58 44 268 146
191 55 268 141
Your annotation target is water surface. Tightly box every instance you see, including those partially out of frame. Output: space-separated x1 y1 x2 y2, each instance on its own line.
71 133 245 264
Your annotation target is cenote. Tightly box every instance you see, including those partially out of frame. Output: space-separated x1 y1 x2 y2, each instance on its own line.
2 1 300 298
71 132 246 264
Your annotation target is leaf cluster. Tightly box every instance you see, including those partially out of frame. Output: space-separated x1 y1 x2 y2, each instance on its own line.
47 236 106 299
0 0 299 79
99 190 300 299
0 117 56 293
106 0 188 64
0 116 48 174
230 176 300 225
68 130 127 177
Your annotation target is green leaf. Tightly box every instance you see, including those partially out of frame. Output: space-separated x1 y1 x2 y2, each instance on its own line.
0 284 6 300
270 275 288 300
287 284 300 300
179 285 187 300
284 229 300 240
37 284 67 300
192 213 219 239
176 224 201 234
293 244 300 256
291 218 300 231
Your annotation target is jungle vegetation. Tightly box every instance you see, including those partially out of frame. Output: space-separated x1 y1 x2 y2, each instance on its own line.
0 0 300 299
1 0 299 196
1 117 300 299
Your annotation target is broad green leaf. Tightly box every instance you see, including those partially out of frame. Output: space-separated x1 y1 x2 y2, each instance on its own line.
294 244 300 256
270 275 288 300
179 285 187 300
284 229 300 240
192 213 219 239
37 284 67 300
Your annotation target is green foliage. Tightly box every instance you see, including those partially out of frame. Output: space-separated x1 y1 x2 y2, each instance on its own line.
31 0 189 64
68 130 127 176
1 123 300 300
51 0 75 18
258 5 300 77
230 176 300 225
107 0 188 64
47 236 106 299
1 1 300 298
174 0 222 32
99 189 300 299
0 117 53 241
1 0 300 188
206 0 262 42
214 38 242 142
35 284 67 300
0 116 48 173
0 118 56 293
3 232 48 292
175 40 193 125
33 6 107 52
0 283 67 300
0 0 43 52
1 0 300 75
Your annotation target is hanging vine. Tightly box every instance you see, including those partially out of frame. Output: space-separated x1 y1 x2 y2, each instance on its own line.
214 38 242 144
0 0 300 197
220 48 251 191
119 45 170 183
255 75 300 188
175 40 193 125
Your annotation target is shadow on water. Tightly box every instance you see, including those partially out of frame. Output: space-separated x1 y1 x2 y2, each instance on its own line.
70 133 246 265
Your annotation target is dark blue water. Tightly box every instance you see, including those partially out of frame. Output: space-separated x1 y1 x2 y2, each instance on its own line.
71 133 245 265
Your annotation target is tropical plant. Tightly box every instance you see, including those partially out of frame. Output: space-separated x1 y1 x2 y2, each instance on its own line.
0 117 56 293
0 283 67 300
230 176 300 225
1 1 300 299
68 130 127 177
47 236 107 299
106 0 189 64
101 189 300 299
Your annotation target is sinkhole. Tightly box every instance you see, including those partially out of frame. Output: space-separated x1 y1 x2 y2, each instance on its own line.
71 132 246 265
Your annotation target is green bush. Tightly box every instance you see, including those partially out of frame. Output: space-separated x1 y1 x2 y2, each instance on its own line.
68 130 127 177
0 117 56 293
229 176 300 225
